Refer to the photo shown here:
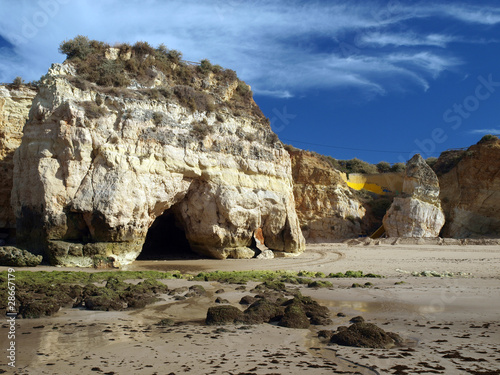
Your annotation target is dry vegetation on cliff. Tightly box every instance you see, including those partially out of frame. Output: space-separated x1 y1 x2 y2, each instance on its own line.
432 134 499 177
59 35 266 122
284 144 406 175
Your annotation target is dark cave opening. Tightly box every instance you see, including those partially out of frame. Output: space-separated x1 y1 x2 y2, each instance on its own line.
137 209 202 260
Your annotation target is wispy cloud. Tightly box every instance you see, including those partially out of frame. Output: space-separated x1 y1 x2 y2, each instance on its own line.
0 0 498 97
468 128 500 134
359 33 458 48
436 4 500 25
253 89 294 99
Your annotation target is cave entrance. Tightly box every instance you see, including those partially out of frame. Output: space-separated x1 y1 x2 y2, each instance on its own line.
137 208 201 260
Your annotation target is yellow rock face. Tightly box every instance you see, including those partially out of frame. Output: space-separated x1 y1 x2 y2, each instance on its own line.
341 172 404 195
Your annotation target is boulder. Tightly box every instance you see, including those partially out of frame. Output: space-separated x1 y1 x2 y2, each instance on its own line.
330 322 402 348
239 295 257 305
0 246 42 267
240 298 285 324
383 154 445 237
206 305 243 325
256 249 275 259
279 302 310 329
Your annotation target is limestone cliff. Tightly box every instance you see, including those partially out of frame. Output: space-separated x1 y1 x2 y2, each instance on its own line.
438 136 500 238
11 47 305 266
288 149 366 241
0 85 37 232
383 154 445 237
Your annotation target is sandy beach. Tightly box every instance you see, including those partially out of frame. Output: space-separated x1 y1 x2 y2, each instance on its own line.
2 242 500 374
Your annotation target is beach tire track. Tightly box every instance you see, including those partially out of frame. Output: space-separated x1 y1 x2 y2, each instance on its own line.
280 249 345 271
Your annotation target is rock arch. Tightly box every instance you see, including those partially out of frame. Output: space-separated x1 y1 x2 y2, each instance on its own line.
137 204 199 260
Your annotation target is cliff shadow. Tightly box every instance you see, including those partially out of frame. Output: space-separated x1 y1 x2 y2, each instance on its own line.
137 207 203 260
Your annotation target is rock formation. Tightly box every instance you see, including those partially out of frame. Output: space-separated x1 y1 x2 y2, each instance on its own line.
11 44 305 266
437 136 500 238
0 246 42 267
383 154 445 237
288 148 366 241
0 85 37 234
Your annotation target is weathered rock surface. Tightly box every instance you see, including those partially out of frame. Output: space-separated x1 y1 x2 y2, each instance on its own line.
438 137 500 238
0 246 42 267
329 322 402 348
207 293 330 328
288 149 366 241
383 154 445 237
206 305 243 325
11 60 305 266
0 86 37 231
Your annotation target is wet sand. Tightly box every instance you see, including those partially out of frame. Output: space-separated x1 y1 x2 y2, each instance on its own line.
2 242 500 374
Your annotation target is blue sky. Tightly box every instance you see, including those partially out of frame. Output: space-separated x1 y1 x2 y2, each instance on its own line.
1 0 500 164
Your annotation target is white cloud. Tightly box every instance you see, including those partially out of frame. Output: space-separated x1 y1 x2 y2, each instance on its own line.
469 128 500 134
438 5 500 25
387 52 461 78
0 0 497 96
359 32 457 48
253 89 294 99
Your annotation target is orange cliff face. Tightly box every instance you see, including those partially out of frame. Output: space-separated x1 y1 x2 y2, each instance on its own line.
437 137 500 238
287 149 368 241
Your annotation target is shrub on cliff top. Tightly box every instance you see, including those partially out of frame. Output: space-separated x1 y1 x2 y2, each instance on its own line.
376 161 391 173
478 134 498 144
390 162 406 173
337 158 378 174
58 36 261 116
199 59 214 74
432 150 466 176
12 76 24 89
425 157 438 168
59 35 99 59
60 37 190 90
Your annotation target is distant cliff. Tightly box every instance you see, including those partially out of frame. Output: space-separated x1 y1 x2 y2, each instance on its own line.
383 154 445 237
437 136 500 238
288 148 368 241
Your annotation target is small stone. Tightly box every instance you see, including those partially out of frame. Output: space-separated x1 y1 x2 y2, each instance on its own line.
256 250 275 259
350 316 365 324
